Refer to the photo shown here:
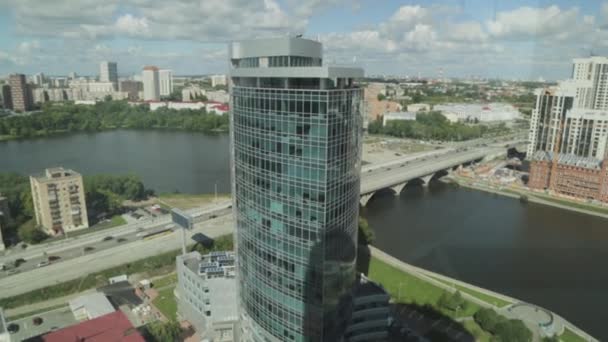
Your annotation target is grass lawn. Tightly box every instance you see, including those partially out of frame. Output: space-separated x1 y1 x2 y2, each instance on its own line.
462 320 492 342
367 257 480 318
152 273 177 289
158 193 230 210
429 276 512 308
559 328 587 342
153 286 178 322
7 304 68 321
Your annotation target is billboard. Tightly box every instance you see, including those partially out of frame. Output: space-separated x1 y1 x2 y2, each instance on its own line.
171 208 193 230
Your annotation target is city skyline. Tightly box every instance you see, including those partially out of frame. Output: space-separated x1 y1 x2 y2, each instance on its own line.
0 1 607 79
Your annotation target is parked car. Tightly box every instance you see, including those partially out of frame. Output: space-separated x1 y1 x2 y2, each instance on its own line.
83 246 95 253
102 236 114 241
48 255 61 262
13 258 26 267
37 261 50 268
32 317 43 325
7 323 19 334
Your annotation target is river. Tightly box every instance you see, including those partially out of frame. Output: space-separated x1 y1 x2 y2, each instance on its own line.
1 130 606 339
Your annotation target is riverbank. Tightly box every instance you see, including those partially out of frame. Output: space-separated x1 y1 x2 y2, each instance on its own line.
443 176 608 220
369 246 597 342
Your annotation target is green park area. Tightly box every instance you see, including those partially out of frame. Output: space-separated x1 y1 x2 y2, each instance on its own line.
559 328 587 342
157 193 230 210
153 286 178 322
428 275 513 308
367 256 480 318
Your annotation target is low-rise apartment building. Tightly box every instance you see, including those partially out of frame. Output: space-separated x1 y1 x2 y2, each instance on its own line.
30 167 89 236
176 251 238 341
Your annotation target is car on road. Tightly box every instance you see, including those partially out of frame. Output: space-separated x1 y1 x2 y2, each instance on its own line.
7 268 19 275
33 316 43 325
83 246 95 253
37 261 50 268
13 258 26 267
102 236 114 241
48 255 61 262
117 238 127 243
0 263 5 271
209 215 217 219
7 323 19 334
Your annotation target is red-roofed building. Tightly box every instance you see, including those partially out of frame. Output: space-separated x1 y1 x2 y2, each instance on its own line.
43 311 144 342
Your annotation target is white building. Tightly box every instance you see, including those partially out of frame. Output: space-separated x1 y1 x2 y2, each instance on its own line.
211 74 227 87
176 251 237 342
159 69 174 97
206 90 229 103
88 82 114 93
69 292 115 321
407 103 430 112
182 86 205 102
435 103 520 123
32 88 47 104
150 101 228 114
142 66 160 101
383 111 417 126
99 61 118 90
571 56 608 110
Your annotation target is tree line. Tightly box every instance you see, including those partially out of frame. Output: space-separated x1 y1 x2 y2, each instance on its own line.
0 99 229 140
368 111 509 141
0 173 153 245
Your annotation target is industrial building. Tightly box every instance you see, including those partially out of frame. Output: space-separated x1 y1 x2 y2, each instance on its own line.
382 111 416 126
175 250 238 341
434 103 520 122
30 167 89 236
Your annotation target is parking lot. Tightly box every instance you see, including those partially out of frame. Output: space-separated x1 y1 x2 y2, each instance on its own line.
7 306 77 341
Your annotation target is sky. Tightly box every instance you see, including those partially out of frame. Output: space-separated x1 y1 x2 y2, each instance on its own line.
0 0 608 80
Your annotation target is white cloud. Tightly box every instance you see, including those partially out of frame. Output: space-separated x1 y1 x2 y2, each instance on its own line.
115 14 149 36
486 6 580 40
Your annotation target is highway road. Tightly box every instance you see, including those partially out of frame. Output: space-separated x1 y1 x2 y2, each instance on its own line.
0 214 235 298
0 200 232 270
360 147 501 194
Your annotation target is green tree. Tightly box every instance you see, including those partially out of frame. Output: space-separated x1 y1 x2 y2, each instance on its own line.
474 308 501 333
358 217 375 245
377 93 387 101
145 321 182 342
493 319 532 342
438 290 465 312
17 220 48 244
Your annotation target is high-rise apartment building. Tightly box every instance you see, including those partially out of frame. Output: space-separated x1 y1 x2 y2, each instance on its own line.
142 66 160 101
159 69 173 97
99 61 118 90
30 167 89 236
528 57 608 159
1 84 12 110
9 74 33 112
230 37 364 342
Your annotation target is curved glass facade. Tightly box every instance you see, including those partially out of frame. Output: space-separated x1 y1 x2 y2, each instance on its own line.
232 86 363 341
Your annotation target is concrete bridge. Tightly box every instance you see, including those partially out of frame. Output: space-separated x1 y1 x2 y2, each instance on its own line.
359 147 502 206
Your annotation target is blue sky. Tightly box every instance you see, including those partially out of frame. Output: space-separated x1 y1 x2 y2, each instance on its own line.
0 0 607 80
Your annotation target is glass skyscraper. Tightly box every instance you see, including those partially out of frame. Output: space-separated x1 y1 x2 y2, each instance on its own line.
229 37 364 342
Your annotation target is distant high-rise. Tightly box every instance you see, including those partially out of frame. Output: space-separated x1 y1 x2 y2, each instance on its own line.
230 37 364 341
1 84 12 110
142 66 160 101
159 69 173 97
68 72 77 80
99 61 118 90
34 73 45 86
9 74 33 112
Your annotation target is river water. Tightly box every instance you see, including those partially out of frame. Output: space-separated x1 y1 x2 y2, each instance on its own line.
1 130 606 339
